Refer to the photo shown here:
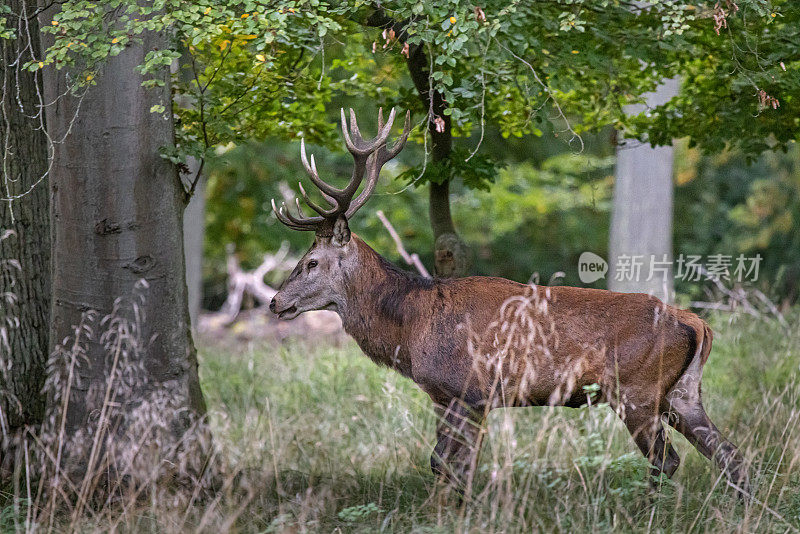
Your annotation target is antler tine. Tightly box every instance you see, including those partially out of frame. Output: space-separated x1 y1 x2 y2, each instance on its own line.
340 108 359 155
282 199 324 227
271 198 312 231
300 138 321 183
382 110 411 161
298 182 336 217
309 154 337 205
281 201 323 225
294 198 314 220
300 138 346 204
348 108 364 144
309 154 319 180
375 107 397 148
345 109 411 219
340 107 396 156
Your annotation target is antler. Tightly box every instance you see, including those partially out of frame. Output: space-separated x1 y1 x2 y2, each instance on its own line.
272 107 411 234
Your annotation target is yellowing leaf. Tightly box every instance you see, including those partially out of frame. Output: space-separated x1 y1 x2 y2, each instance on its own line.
255 54 266 62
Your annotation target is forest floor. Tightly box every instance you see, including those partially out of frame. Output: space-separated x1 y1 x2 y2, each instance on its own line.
2 311 799 532
189 310 800 533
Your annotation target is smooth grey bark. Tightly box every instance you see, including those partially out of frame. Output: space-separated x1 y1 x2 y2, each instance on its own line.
183 158 205 328
0 0 50 472
40 10 206 451
609 78 679 302
174 50 206 329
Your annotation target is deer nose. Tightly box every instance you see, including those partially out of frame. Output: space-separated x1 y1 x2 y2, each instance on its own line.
269 298 277 313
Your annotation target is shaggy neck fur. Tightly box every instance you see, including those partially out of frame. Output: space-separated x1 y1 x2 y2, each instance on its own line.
338 237 436 377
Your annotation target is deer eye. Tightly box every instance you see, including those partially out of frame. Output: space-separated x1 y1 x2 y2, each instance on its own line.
307 260 318 270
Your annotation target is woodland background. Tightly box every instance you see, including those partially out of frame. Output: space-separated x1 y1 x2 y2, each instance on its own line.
1 1 799 532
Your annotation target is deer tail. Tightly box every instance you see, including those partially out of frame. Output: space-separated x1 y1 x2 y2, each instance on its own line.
698 320 714 366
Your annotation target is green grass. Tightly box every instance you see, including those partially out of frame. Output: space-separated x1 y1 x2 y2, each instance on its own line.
2 312 798 533
191 311 800 533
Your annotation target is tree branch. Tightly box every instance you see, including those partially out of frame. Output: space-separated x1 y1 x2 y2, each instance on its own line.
376 210 431 278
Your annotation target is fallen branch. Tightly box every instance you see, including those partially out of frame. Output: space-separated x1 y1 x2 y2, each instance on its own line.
219 242 297 324
690 266 789 331
689 302 739 312
376 210 431 278
751 288 790 330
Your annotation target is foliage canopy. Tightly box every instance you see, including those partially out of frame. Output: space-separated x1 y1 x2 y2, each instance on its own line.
22 1 798 175
3 0 798 296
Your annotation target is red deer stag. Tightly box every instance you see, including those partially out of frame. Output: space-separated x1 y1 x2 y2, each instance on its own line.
269 108 749 497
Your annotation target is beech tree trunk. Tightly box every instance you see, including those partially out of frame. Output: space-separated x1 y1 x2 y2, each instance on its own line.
183 159 205 329
0 0 50 469
174 50 205 330
609 78 679 302
40 9 206 474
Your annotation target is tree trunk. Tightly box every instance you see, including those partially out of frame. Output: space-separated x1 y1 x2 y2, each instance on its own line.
609 78 679 302
39 8 206 484
363 9 470 277
405 43 470 277
174 49 206 330
0 0 50 475
183 159 205 329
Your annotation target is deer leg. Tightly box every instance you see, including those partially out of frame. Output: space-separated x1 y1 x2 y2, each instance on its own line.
666 397 750 497
621 407 681 483
649 426 681 481
430 399 485 493
664 359 750 498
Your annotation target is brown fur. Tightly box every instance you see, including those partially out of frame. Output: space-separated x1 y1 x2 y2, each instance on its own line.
325 237 749 496
342 239 690 408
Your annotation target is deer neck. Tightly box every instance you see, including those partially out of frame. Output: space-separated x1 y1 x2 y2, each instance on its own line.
338 238 429 377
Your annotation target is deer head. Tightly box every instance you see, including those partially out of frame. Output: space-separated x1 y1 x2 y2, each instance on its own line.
269 108 411 319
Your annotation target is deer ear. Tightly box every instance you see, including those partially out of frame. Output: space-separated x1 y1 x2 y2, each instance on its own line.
331 215 351 246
